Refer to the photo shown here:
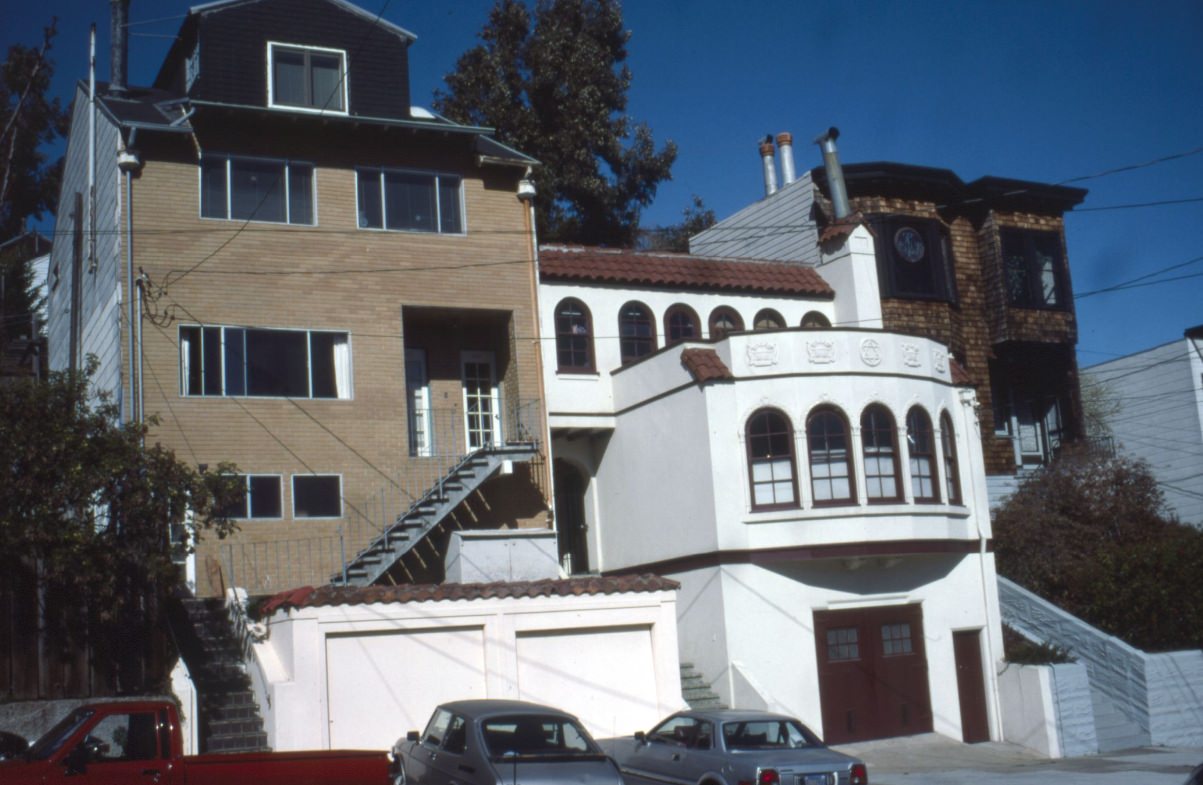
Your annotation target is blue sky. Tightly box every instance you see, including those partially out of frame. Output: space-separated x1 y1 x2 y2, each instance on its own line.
9 0 1202 363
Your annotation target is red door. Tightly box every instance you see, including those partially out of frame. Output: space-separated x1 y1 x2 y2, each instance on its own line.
953 629 990 743
814 605 933 744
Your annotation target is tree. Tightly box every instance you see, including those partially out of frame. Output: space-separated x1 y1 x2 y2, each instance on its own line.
994 444 1203 651
435 0 677 247
0 361 241 691
638 194 717 252
0 18 69 241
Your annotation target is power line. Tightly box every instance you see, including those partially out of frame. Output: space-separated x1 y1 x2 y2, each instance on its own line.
1071 195 1203 213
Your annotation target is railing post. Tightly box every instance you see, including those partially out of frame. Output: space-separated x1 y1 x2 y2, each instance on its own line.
338 526 347 586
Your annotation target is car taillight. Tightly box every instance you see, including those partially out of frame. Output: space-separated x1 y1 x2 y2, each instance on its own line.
758 769 779 785
849 762 868 785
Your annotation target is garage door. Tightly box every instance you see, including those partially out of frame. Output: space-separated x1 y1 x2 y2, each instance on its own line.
813 605 932 744
326 627 487 749
515 625 658 739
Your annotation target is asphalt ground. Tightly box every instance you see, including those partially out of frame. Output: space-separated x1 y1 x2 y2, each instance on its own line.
834 733 1202 785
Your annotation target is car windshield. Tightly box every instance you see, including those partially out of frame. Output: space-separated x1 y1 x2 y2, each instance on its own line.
722 719 822 751
26 708 95 761
482 714 601 759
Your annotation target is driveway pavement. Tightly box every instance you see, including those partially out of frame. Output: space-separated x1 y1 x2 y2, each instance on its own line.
834 733 1202 785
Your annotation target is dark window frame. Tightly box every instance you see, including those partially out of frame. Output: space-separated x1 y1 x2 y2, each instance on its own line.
179 324 351 399
1000 227 1068 310
801 311 831 329
861 405 903 503
291 474 343 519
940 411 963 505
356 168 464 234
753 308 785 330
807 406 857 506
267 42 348 114
708 306 744 340
619 301 657 364
200 154 315 225
223 474 284 520
554 297 595 372
663 304 700 346
906 407 940 503
870 215 957 303
746 408 800 512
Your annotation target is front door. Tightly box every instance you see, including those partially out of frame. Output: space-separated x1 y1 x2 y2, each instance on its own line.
814 604 933 744
953 629 990 743
406 348 432 457
553 460 589 574
461 351 500 450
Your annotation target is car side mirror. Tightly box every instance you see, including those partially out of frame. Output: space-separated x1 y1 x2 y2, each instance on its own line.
406 731 420 742
634 731 646 744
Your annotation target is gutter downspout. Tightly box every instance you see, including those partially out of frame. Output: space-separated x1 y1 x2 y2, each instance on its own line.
961 384 1004 741
88 25 97 275
119 133 142 425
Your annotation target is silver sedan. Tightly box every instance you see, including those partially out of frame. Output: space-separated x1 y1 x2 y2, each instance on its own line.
391 699 623 785
602 709 868 785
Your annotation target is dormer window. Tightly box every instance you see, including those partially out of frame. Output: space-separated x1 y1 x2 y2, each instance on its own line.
268 42 347 113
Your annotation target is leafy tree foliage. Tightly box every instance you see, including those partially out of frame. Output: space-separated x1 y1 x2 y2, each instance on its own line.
639 195 717 252
0 362 241 689
0 18 69 241
435 0 677 246
994 444 1203 652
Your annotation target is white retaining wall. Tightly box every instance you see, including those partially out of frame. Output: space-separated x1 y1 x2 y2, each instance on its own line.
998 662 1096 758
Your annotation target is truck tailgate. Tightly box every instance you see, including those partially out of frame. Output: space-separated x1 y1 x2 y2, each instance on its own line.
183 748 389 784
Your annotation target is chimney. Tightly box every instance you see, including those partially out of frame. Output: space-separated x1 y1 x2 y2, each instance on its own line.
110 0 129 96
776 132 796 185
814 127 850 219
759 136 778 197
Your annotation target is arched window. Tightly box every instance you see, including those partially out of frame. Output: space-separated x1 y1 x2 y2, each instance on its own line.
906 407 939 503
618 301 656 365
861 405 901 502
664 304 700 346
746 409 798 510
555 298 593 372
940 411 962 504
801 311 831 329
754 309 785 330
807 407 855 505
708 307 744 339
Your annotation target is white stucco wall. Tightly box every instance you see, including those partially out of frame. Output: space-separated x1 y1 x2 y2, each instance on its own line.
998 662 1097 758
444 529 562 582
251 587 683 751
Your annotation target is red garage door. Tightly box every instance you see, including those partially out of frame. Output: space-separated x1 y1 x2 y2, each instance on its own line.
813 604 932 744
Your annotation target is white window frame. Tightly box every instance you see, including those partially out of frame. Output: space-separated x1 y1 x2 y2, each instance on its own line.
291 473 344 519
198 153 317 225
266 41 349 115
179 324 352 400
354 167 467 235
229 474 284 521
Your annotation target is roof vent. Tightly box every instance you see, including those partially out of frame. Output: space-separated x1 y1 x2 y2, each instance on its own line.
759 135 778 197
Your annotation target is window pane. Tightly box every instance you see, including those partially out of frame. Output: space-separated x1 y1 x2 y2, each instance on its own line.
248 475 282 518
438 177 462 233
273 49 306 106
385 172 437 232
288 164 314 225
223 328 246 396
230 160 286 222
620 304 654 363
200 158 227 218
181 326 202 395
222 476 249 519
246 329 308 396
294 475 341 517
357 171 382 228
309 54 343 111
310 331 339 398
201 327 222 396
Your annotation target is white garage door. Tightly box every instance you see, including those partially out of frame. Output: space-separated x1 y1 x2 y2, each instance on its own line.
515 625 659 739
326 627 487 749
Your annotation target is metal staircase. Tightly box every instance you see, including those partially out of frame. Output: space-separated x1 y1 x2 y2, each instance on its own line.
333 443 539 586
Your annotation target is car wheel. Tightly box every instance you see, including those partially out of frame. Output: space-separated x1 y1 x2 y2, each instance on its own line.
393 767 406 785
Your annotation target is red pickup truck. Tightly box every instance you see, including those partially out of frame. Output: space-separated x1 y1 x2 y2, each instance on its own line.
0 700 389 784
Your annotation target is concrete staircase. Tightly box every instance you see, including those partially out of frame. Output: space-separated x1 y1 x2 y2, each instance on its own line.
680 663 726 710
1091 688 1148 752
174 597 269 753
334 444 538 586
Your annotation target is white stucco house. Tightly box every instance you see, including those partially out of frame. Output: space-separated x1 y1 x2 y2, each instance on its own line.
1082 325 1203 527
536 223 1005 746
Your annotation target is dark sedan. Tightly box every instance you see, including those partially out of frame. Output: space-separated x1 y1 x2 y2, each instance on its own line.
603 709 868 785
391 699 623 785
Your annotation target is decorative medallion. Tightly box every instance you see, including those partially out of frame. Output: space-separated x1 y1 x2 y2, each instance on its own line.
806 340 836 365
894 226 926 263
746 341 778 368
933 349 947 374
902 342 921 368
860 338 883 367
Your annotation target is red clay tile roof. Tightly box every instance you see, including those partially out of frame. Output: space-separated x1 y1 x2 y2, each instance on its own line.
950 358 972 386
818 212 873 244
261 574 680 615
680 348 734 384
540 246 833 298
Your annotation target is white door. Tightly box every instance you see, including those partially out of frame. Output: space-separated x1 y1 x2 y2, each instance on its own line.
461 351 501 450
405 348 432 456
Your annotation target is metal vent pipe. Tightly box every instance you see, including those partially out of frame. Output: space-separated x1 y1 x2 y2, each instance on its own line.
759 136 778 197
110 0 129 96
815 127 850 219
776 132 796 185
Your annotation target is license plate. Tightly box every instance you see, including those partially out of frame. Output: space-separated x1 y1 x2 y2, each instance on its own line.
798 774 831 785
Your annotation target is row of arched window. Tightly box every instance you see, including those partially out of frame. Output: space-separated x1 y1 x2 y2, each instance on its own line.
555 298 832 372
746 405 962 511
